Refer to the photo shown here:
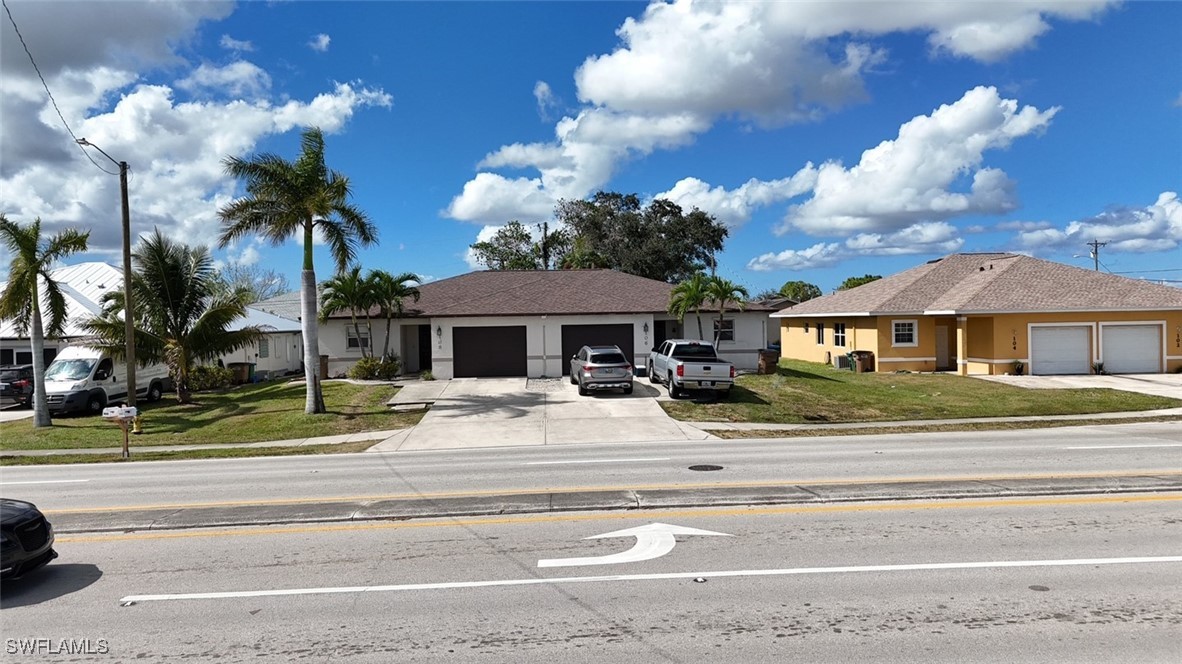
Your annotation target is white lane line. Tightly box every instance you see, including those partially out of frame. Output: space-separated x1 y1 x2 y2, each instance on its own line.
1063 444 1182 450
119 555 1182 604
524 458 670 466
1 479 91 485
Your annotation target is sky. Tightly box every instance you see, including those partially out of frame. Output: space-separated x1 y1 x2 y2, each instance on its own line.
1 0 1179 298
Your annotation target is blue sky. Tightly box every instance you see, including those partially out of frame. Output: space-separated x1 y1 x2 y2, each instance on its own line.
1 1 1179 297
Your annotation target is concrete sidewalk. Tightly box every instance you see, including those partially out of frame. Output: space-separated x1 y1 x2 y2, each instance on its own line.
0 429 404 457
686 407 1182 432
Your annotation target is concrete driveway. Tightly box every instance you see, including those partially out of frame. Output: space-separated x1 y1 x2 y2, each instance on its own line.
975 373 1182 399
372 377 712 452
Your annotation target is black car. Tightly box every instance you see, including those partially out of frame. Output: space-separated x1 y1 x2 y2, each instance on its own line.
1 499 57 580
0 364 35 408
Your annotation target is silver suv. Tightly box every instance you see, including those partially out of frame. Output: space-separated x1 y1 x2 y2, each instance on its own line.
570 345 634 396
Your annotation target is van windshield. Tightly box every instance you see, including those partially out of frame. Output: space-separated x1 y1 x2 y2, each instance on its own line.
44 359 96 382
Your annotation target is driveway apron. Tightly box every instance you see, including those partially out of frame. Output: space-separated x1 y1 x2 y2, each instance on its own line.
376 378 711 452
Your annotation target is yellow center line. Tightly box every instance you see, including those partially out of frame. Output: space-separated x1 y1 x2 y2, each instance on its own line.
39 469 1182 515
56 493 1182 544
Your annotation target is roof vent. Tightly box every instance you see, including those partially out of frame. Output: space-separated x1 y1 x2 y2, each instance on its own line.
979 266 985 271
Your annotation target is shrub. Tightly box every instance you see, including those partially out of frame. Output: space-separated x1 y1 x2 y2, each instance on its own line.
187 365 235 391
420 370 434 381
348 356 401 380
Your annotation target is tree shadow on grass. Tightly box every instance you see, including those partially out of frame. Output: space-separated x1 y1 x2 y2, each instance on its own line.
775 366 844 382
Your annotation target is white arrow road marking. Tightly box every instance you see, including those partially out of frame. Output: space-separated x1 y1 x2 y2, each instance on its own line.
537 522 733 568
118 555 1182 605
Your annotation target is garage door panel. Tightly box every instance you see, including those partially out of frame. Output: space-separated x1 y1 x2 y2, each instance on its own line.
453 326 527 377
1031 326 1090 375
560 324 635 375
1102 325 1161 374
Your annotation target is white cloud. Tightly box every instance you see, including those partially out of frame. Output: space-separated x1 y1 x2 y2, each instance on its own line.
780 86 1057 236
655 165 818 228
219 35 254 52
1017 191 1182 254
309 34 331 53
448 1 1103 227
748 221 963 271
575 1 1107 123
534 81 557 121
446 173 556 225
996 220 1052 232
176 61 271 98
2 39 391 262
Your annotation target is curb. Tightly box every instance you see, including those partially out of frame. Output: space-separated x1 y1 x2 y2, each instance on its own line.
49 474 1182 534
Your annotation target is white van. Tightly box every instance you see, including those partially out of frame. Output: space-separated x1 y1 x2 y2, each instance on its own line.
42 345 173 415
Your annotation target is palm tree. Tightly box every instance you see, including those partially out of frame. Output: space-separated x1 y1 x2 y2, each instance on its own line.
0 216 89 427
319 266 375 360
367 270 421 361
82 229 264 404
667 272 709 341
704 276 750 345
218 127 378 414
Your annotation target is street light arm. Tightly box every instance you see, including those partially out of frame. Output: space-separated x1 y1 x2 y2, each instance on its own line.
76 138 121 167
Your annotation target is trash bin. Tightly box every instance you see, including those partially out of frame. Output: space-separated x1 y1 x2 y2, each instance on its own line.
227 362 255 384
757 349 780 374
319 354 329 380
851 350 875 373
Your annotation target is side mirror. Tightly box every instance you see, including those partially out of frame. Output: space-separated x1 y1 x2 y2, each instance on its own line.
94 370 109 381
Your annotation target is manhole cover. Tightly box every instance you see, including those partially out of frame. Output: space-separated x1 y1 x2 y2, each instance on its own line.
688 464 724 472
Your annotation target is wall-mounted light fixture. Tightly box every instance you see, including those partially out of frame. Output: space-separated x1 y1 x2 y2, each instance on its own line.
643 322 649 334
436 325 442 339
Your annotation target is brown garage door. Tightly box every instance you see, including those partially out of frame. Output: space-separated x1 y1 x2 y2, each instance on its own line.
561 323 635 375
453 326 527 377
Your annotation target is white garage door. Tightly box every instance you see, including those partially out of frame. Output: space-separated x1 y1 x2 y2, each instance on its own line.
1031 326 1090 375
1102 325 1161 374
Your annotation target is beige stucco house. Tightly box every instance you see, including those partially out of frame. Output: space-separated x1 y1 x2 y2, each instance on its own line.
772 253 1182 376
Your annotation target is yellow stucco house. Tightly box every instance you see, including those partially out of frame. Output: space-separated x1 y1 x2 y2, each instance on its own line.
772 253 1182 376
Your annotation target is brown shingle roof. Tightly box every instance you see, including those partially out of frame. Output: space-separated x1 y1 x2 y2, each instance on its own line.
257 270 777 320
774 253 1182 316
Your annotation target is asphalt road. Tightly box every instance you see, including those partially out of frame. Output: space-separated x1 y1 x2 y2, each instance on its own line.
2 495 1179 662
3 422 1180 512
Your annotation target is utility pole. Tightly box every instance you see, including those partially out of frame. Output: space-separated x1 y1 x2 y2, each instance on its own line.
539 221 550 270
1086 239 1107 272
77 139 136 407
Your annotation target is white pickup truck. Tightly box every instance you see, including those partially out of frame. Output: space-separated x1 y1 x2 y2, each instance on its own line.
647 339 735 399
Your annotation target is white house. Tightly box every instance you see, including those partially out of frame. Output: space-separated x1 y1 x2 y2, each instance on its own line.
257 270 777 379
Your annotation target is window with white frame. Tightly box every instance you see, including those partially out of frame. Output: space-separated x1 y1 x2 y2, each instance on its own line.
713 318 735 342
258 337 269 359
816 322 825 345
834 323 847 347
892 320 918 347
346 327 370 351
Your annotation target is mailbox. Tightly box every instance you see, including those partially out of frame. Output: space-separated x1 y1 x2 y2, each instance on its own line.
102 405 138 421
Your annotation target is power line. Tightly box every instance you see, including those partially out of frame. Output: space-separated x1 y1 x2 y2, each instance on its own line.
1114 268 1182 274
2 0 117 176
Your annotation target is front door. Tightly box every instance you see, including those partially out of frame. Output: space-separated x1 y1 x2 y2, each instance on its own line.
935 325 951 371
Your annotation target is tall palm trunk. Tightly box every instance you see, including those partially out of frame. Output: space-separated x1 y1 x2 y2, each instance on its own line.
29 294 51 427
694 309 704 340
301 268 326 414
383 314 393 360
350 313 367 360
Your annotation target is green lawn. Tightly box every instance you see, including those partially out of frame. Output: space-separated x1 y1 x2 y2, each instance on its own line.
658 359 1182 424
0 381 422 451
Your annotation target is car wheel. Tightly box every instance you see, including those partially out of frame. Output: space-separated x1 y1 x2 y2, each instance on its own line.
147 381 163 402
569 372 577 385
667 377 680 399
647 362 659 384
577 379 588 396
87 393 106 415
623 384 633 395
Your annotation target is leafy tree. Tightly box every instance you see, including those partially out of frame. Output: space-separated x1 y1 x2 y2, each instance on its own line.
838 274 883 290
667 272 710 340
0 216 89 427
470 221 543 270
779 280 822 302
470 221 570 271
218 126 378 414
82 229 263 404
214 263 289 304
319 266 376 359
704 276 750 345
556 192 727 283
367 269 421 361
